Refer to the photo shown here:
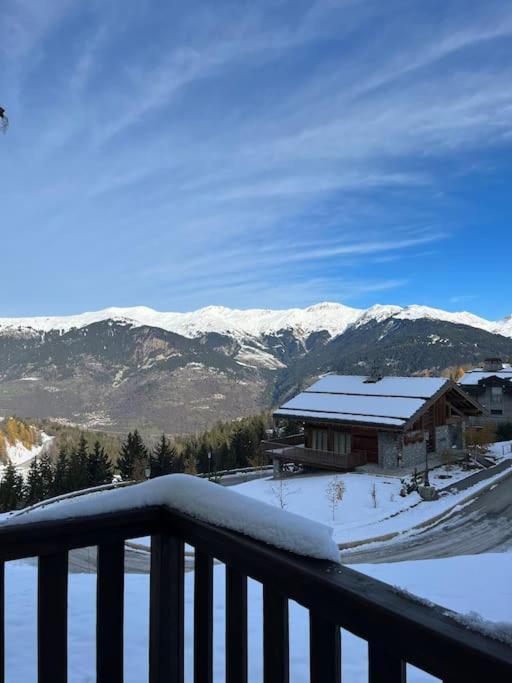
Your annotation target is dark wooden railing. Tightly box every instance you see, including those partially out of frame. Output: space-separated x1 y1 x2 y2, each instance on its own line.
261 437 367 470
0 505 511 682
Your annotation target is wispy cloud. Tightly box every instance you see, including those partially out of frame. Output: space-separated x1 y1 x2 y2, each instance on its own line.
1 0 511 315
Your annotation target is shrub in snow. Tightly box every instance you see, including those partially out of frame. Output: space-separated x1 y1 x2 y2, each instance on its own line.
400 470 419 497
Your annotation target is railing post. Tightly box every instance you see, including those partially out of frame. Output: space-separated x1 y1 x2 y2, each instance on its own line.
263 585 289 683
97 542 124 683
368 643 406 682
309 612 341 683
194 551 213 683
226 565 247 683
0 561 3 683
149 535 184 683
38 552 68 683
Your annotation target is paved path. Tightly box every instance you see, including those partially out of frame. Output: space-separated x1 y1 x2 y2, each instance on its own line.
437 458 512 494
341 470 512 565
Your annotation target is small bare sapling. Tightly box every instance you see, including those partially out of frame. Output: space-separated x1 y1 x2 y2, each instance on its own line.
370 481 378 508
325 476 346 520
271 477 290 510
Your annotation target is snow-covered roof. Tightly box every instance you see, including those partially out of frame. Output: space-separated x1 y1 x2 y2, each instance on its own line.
274 374 450 428
460 369 512 385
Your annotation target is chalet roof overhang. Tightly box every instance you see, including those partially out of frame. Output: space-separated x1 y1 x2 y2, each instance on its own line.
402 381 486 431
273 409 405 432
274 379 485 433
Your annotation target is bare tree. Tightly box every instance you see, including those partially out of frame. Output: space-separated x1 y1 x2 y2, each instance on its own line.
271 477 290 510
325 476 346 520
370 482 378 508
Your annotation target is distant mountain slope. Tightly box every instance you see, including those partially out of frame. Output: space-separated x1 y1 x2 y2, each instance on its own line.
0 303 511 433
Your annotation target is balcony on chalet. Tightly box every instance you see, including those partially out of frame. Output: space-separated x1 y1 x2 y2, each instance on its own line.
261 434 368 471
0 474 510 682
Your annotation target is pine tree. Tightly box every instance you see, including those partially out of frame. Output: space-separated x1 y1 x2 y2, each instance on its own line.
117 430 148 480
150 434 183 478
24 459 44 506
0 461 23 512
67 435 91 491
52 446 69 496
38 452 54 499
230 426 255 468
88 441 113 486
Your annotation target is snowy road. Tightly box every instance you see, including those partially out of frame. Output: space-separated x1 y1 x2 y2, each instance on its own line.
341 471 512 564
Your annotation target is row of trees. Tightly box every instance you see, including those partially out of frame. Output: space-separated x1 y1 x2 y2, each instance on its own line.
0 413 272 513
175 414 270 474
0 436 113 512
117 431 184 480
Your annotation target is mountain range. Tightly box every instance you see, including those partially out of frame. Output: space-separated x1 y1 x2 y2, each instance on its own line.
0 303 511 434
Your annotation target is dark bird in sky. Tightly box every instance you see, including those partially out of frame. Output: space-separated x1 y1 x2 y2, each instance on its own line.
0 107 9 132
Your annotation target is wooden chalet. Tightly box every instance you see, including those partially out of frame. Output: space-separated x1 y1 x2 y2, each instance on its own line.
263 374 484 471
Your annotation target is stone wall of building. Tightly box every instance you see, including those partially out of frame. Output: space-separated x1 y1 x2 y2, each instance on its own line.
435 424 450 455
377 431 401 468
401 434 427 468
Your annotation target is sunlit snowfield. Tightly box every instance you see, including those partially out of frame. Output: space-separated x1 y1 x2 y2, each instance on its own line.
5 553 512 682
232 440 512 544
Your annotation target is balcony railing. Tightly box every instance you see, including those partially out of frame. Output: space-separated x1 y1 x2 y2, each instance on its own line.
0 501 510 682
261 436 367 470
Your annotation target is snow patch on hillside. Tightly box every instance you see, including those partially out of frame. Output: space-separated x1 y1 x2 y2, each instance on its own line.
5 433 53 467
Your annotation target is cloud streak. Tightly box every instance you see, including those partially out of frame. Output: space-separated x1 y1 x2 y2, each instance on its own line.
1 0 511 316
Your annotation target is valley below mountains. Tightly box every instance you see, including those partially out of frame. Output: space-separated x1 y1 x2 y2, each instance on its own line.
0 303 511 435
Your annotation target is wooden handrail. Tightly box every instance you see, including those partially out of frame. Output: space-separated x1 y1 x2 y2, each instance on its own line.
261 439 368 470
0 505 510 681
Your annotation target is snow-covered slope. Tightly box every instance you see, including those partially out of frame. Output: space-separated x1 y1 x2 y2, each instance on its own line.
0 302 510 339
5 433 53 468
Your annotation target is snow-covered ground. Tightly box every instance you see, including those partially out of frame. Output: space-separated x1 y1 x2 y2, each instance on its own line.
232 442 512 544
4 551 511 682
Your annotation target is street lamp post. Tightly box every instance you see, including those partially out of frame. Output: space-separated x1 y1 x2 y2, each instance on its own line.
424 447 430 487
208 451 212 480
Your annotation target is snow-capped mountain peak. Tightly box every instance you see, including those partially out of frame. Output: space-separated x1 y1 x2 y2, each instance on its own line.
0 302 510 339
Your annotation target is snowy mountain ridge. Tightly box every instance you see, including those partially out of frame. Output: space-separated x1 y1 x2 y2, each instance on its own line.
0 302 510 339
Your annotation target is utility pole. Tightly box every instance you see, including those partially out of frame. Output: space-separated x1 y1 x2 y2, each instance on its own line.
424 447 430 487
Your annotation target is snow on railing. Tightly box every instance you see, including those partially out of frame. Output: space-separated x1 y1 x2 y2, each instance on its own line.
6 473 340 562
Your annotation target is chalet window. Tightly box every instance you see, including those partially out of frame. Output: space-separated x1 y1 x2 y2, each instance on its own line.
490 386 503 406
312 429 328 451
333 430 351 454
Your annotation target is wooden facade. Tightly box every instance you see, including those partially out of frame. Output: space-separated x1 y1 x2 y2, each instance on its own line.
303 422 379 463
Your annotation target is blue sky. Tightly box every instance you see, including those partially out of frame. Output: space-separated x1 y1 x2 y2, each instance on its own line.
1 0 511 319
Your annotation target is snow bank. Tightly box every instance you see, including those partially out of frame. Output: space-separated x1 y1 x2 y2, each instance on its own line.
9 474 340 562
360 552 512 646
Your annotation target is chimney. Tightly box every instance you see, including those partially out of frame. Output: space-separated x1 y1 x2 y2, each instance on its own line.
483 357 503 372
364 361 383 383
